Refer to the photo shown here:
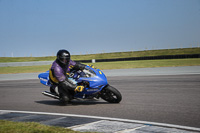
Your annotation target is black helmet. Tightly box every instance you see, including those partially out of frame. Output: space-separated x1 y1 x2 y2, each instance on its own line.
56 49 70 65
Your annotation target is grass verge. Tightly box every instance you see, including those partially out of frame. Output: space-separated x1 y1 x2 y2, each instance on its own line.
0 58 200 74
0 120 90 133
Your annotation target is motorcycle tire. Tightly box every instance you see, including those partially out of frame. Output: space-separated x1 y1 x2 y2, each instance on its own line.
100 85 122 103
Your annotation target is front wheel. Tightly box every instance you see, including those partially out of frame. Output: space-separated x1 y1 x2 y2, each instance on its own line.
100 85 122 103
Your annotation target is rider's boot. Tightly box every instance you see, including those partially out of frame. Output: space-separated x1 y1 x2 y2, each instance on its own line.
58 88 72 105
59 94 70 105
50 86 58 96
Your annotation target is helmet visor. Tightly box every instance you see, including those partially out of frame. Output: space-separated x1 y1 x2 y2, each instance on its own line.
59 57 70 65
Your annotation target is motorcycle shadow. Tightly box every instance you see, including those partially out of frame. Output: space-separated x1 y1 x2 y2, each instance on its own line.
35 99 110 106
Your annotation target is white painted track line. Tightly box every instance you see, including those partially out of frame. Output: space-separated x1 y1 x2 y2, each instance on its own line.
0 110 200 132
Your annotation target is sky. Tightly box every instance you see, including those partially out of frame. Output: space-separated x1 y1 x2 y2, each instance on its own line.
0 0 200 57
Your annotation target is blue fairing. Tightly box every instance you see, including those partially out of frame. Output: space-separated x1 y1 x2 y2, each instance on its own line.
38 65 108 98
76 67 108 96
38 71 51 86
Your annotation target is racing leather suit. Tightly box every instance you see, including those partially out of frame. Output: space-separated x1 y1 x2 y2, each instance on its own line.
49 59 85 101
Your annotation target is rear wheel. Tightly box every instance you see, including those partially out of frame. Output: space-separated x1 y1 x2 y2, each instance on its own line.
100 85 122 103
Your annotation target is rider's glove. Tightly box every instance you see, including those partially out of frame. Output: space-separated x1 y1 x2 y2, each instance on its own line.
74 86 84 92
73 63 86 70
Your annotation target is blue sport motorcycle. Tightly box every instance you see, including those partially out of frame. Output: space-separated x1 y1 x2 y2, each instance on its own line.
38 65 122 103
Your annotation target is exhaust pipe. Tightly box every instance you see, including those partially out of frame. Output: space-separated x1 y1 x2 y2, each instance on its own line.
42 91 59 99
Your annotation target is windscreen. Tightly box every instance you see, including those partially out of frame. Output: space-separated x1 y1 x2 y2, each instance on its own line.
82 67 96 77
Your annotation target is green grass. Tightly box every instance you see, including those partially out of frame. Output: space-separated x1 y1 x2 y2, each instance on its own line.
0 58 200 74
0 120 91 133
0 47 200 63
73 47 200 61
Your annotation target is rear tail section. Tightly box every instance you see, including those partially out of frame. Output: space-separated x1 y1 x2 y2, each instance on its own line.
38 71 50 86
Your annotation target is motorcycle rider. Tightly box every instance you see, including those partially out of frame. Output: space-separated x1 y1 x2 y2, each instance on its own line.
49 49 86 103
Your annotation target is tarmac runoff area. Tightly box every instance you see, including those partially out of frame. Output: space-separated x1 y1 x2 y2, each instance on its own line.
0 66 200 132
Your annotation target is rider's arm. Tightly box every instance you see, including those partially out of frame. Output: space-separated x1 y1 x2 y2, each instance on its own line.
74 62 86 70
69 60 86 71
53 67 66 82
53 66 77 91
52 61 84 92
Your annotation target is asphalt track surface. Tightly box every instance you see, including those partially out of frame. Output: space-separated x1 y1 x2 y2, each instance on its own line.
0 72 200 130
